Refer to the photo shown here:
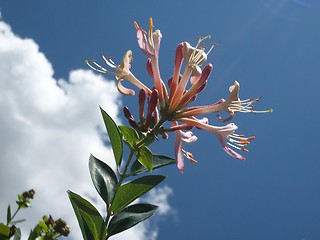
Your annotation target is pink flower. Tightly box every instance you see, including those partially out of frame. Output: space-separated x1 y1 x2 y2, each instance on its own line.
87 19 272 172
134 18 165 104
172 121 198 173
134 18 162 58
86 50 152 96
178 117 254 161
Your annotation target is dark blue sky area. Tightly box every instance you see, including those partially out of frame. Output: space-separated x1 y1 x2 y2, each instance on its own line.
1 0 320 239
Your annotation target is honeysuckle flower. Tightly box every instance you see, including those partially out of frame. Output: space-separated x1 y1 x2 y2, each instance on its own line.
178 117 254 160
216 81 273 122
86 50 152 96
134 18 162 58
87 18 272 172
169 37 215 112
172 121 198 173
134 18 165 105
175 81 272 121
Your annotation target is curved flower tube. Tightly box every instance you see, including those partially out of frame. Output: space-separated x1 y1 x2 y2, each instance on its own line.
178 117 254 160
172 121 198 173
134 18 165 104
86 50 152 96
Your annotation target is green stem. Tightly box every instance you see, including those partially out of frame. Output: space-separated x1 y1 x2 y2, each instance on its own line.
105 149 135 240
105 117 168 240
135 117 167 149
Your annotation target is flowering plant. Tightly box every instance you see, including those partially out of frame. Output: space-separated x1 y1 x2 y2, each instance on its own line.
68 18 272 239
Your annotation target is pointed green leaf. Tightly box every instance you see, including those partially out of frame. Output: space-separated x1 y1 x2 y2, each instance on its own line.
68 191 106 240
137 146 153 171
131 154 176 175
10 219 25 225
100 107 123 166
111 175 166 214
28 225 40 240
89 154 118 206
107 204 158 237
6 205 11 225
118 126 140 148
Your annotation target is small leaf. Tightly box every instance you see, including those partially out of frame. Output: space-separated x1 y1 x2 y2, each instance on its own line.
131 154 176 175
68 191 106 240
28 225 41 240
10 219 25 225
107 204 158 237
118 126 140 148
100 107 123 166
0 223 10 238
111 175 166 214
136 146 153 171
13 228 21 240
89 154 118 206
6 205 11 224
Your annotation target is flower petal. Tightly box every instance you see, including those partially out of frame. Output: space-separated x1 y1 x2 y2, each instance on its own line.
117 79 135 96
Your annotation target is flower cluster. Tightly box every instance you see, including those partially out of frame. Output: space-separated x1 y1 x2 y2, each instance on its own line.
86 18 272 173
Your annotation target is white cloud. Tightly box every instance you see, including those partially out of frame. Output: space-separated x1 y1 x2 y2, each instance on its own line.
0 21 173 239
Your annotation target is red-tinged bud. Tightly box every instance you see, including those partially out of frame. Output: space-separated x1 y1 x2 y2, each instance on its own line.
139 89 146 122
148 89 159 114
146 58 153 77
188 94 197 103
168 76 173 89
129 118 139 129
146 89 159 127
196 81 207 94
247 136 255 140
161 132 168 139
175 43 184 69
197 64 212 86
123 106 133 120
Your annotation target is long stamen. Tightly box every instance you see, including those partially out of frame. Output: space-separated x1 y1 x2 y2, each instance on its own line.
189 35 211 66
86 60 110 74
182 149 198 163
226 133 255 152
229 97 273 114
148 18 154 47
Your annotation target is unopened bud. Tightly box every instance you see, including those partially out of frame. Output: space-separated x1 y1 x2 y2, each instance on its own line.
146 58 153 77
22 189 35 200
54 218 70 237
139 89 146 122
161 132 168 139
128 118 139 129
123 106 133 120
9 225 16 237
146 90 158 128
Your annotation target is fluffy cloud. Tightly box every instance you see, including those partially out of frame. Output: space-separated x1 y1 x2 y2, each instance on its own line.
0 21 172 239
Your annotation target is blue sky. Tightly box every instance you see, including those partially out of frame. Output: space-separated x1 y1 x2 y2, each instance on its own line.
1 0 320 239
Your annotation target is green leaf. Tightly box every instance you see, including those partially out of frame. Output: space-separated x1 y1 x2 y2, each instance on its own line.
131 154 176 175
89 154 118 206
137 146 153 171
13 228 21 240
111 175 166 214
68 191 106 240
6 205 11 224
100 107 123 166
118 126 140 148
10 219 25 225
0 223 10 238
107 204 158 237
28 225 40 240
